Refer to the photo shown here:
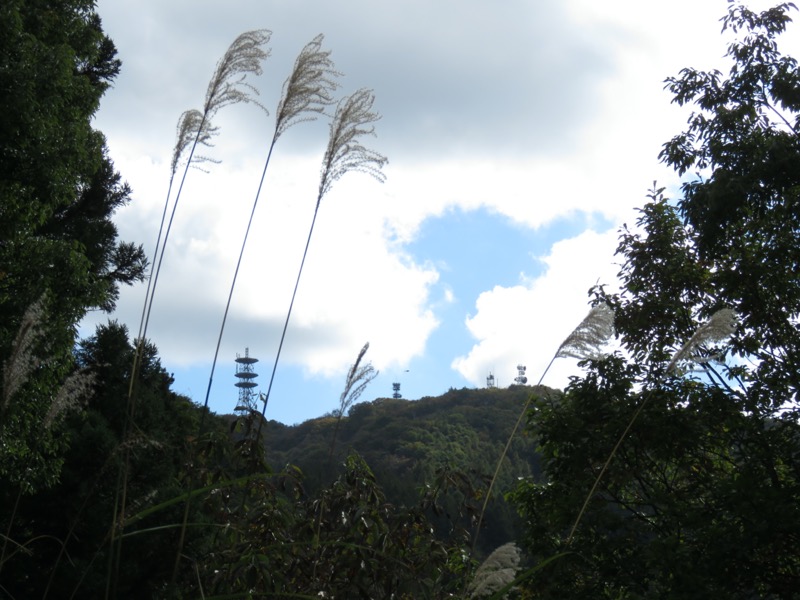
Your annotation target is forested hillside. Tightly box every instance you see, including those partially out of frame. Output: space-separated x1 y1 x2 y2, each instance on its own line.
260 385 547 553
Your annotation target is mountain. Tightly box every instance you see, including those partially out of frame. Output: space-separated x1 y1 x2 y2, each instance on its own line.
257 384 552 554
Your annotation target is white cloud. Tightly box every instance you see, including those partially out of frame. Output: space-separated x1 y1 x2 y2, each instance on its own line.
452 228 620 389
86 151 441 378
83 0 800 418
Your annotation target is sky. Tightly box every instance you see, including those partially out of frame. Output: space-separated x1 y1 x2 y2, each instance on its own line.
82 0 798 425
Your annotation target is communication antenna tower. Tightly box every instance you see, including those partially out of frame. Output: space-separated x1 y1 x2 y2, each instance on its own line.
486 372 496 388
514 364 528 385
235 348 259 412
392 382 402 399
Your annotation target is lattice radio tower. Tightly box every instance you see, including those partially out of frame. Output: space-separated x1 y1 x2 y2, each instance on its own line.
234 348 259 412
486 371 496 388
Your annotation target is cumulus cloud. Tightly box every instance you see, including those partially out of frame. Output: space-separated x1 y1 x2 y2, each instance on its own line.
84 0 800 418
452 228 620 389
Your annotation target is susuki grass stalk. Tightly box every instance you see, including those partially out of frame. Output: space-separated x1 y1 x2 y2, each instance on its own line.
139 30 271 372
133 110 218 361
327 342 377 469
108 30 271 596
201 33 340 425
172 33 342 586
565 307 737 545
471 303 615 557
255 88 387 443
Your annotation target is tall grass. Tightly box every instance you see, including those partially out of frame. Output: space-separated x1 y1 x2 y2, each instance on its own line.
110 29 271 598
255 88 387 440
169 34 341 582
564 306 737 544
471 303 615 556
201 33 340 425
327 342 378 468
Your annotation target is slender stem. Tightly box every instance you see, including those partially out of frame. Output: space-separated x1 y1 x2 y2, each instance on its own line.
202 137 277 417
566 391 652 545
0 486 22 573
141 121 206 350
111 116 208 595
137 174 175 343
171 136 278 585
470 353 559 557
254 197 322 444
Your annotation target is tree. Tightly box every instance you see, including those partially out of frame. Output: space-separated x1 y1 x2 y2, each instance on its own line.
0 0 146 491
0 321 213 598
511 3 800 598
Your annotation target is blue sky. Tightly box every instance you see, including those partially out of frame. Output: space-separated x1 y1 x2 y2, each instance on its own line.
162 207 615 424
81 0 798 424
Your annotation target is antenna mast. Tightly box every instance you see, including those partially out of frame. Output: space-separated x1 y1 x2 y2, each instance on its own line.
235 348 259 412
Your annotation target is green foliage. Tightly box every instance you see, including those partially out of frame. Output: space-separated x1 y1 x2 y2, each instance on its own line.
0 321 215 598
0 0 145 491
512 4 800 597
263 386 544 557
196 454 465 598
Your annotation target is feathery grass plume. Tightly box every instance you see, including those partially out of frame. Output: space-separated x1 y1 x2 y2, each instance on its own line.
472 303 615 558
203 29 271 118
328 343 378 466
2 295 45 412
43 369 95 430
170 109 220 176
566 307 737 545
467 542 521 599
339 342 378 410
201 33 340 421
318 88 388 202
274 34 340 139
555 302 616 360
666 308 737 373
256 88 387 432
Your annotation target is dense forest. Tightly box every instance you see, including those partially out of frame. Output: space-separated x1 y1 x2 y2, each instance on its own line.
261 385 546 554
2 0 800 598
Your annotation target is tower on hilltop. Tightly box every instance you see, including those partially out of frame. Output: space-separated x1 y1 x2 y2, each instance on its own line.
235 348 259 412
514 364 527 385
486 372 496 388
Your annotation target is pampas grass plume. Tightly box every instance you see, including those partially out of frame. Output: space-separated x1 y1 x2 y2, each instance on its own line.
170 109 219 175
203 29 271 117
274 34 340 139
2 296 45 410
667 308 737 373
318 88 387 202
468 542 521 599
556 303 616 361
44 369 96 430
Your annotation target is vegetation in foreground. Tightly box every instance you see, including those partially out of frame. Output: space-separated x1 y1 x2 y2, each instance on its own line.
2 1 800 598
